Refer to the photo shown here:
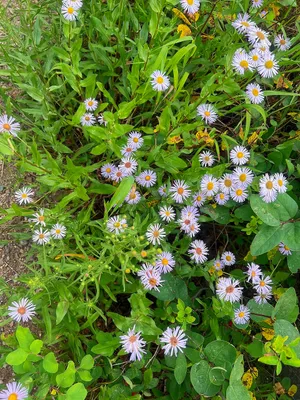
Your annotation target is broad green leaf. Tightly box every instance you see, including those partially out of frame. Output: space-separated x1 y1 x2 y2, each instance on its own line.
250 194 298 227
16 326 34 351
107 176 134 212
79 355 94 370
204 340 237 377
91 143 107 155
209 367 226 386
174 352 187 385
272 288 298 323
66 383 87 400
6 348 28 365
56 300 69 325
258 355 278 365
190 360 221 396
226 355 251 400
281 222 300 251
92 332 120 357
77 370 93 382
274 320 300 358
43 352 59 374
250 224 283 256
30 339 43 355
247 299 274 323
0 136 14 155
56 361 76 388
151 273 189 302
287 252 300 273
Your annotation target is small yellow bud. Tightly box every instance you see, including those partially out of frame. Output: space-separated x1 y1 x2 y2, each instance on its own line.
125 268 131 274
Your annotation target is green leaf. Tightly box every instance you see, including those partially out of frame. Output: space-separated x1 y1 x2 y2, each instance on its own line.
107 176 134 212
77 369 93 382
287 252 300 273
174 352 187 385
204 340 237 377
226 355 251 400
0 136 14 155
16 326 35 351
274 320 300 358
88 182 116 195
281 222 300 251
91 143 107 155
151 273 189 302
258 355 279 365
56 361 76 388
250 224 283 256
79 355 94 370
66 383 87 400
43 352 59 374
247 299 274 323
30 339 43 355
272 288 298 323
92 332 120 357
56 300 69 325
190 360 221 397
117 99 137 119
6 348 28 365
209 367 226 386
250 194 298 226
202 205 230 224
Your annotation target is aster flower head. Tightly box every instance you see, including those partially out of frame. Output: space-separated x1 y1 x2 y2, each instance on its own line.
121 144 137 156
232 167 254 187
232 13 256 34
219 174 234 194
63 0 83 7
0 382 29 400
101 163 117 180
231 186 249 203
278 242 292 256
201 174 219 196
158 184 168 197
151 70 170 92
119 156 138 176
179 213 200 235
274 173 288 193
253 274 272 295
249 49 261 67
169 180 191 203
84 98 98 111
234 304 251 325
221 251 236 266
125 187 141 205
232 50 254 75
112 168 126 183
257 52 279 78
216 277 243 303
8 298 36 323
247 27 271 47
245 262 262 282
253 43 270 56
136 170 157 188
61 4 79 20
199 151 215 167
188 240 209 264
107 215 127 234
98 114 107 126
180 205 199 221
156 251 176 274
274 34 291 51
215 192 229 205
120 326 146 362
186 222 200 237
213 259 224 271
0 114 20 137
246 83 264 104
128 131 144 149
159 205 176 223
146 223 166 245
15 187 34 205
31 209 46 226
259 174 277 203
160 326 188 357
138 263 163 291
80 113 96 126
254 292 272 304
180 0 200 14
32 228 51 245
251 0 264 8
197 104 218 125
193 191 207 207
50 223 67 239
230 146 250 166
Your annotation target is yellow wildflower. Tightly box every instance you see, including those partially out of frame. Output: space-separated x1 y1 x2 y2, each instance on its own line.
242 371 253 389
248 131 259 145
172 8 191 25
167 135 183 144
262 328 275 341
125 268 131 274
141 250 147 258
177 24 192 37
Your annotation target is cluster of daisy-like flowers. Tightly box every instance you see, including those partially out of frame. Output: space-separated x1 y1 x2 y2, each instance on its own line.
231 10 291 104
61 0 83 21
120 325 187 362
80 97 106 127
0 114 20 137
14 188 67 244
216 262 273 326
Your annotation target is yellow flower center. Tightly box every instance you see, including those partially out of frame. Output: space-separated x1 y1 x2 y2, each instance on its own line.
237 152 244 159
207 182 214 190
266 181 273 189
3 123 11 130
252 88 259 96
196 248 202 255
39 233 45 239
133 137 139 143
165 211 171 216
224 179 232 187
55 229 61 234
204 156 210 161
284 245 290 251
238 311 245 318
260 281 266 287
177 187 184 195
204 111 211 117
226 255 231 261
156 76 164 84
280 39 286 45
106 167 111 173
251 271 256 277
265 60 274 69
141 251 147 257
153 230 159 238
68 7 74 14
170 336 179 346
252 55 258 61
220 193 225 199
236 189 243 196
256 31 265 40
145 175 151 181
21 193 28 199
38 216 45 222
88 101 93 106
241 21 250 27
149 277 157 286
85 116 90 121
129 335 137 343
197 196 202 201
17 307 26 316
162 258 169 266
114 222 121 228
240 60 249 69
240 173 247 182
278 179 283 186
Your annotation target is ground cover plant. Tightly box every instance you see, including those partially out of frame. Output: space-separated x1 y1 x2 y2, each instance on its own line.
0 0 300 398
